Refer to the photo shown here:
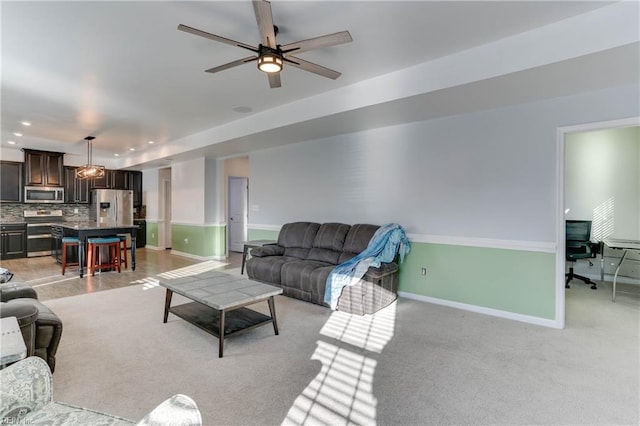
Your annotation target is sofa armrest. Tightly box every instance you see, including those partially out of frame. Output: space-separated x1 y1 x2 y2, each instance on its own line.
364 262 399 280
0 357 53 423
250 245 285 257
136 394 202 426
1 283 38 302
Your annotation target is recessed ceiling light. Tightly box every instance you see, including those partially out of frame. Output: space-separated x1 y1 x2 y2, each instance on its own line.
21 121 31 126
13 132 22 137
129 148 136 151
114 153 120 157
148 140 155 144
7 141 16 145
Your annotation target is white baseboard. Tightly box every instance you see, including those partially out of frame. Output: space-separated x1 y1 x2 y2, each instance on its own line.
398 291 562 329
169 250 225 261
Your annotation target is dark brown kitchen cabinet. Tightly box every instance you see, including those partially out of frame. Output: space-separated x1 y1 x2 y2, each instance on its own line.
64 167 90 204
0 161 23 202
1 224 27 260
131 171 142 207
111 170 130 189
91 170 129 190
90 170 110 189
23 149 64 187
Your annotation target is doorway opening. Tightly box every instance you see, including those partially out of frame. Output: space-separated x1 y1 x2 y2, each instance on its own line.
556 117 639 328
228 176 248 252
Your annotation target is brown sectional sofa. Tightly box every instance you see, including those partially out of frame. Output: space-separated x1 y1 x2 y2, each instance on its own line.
246 222 399 314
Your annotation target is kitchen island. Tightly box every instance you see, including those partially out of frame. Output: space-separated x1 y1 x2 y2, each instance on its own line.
56 223 138 278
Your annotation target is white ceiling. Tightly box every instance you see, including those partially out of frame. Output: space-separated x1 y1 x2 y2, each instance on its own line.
1 1 636 170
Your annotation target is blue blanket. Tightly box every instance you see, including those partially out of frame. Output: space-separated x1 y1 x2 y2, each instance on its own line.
324 223 410 310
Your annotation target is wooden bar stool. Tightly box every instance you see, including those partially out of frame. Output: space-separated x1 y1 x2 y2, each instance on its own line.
118 235 128 269
61 237 80 275
87 237 121 276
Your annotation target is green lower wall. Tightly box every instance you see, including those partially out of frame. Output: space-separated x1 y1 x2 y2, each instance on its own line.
146 222 158 247
248 227 557 320
171 224 226 258
399 242 556 319
248 229 279 240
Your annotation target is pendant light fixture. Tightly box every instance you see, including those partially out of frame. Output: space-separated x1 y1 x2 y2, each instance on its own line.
76 136 105 179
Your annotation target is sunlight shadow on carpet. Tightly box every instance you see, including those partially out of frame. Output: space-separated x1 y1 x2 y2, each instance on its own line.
128 260 232 289
157 260 230 279
283 301 397 425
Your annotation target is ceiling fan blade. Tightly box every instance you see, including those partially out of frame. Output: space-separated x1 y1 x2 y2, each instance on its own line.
284 56 341 80
253 0 277 48
281 31 353 55
178 24 258 53
205 56 258 74
268 73 281 88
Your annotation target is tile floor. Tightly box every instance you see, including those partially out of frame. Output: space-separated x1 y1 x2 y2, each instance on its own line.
0 249 243 301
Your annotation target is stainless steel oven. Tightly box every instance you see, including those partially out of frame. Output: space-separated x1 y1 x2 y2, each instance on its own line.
24 186 64 204
24 210 63 257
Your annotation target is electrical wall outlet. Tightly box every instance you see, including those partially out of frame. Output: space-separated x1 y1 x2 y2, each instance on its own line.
421 267 427 276
184 238 189 244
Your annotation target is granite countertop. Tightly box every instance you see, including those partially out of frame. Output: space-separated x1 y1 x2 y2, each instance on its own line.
59 222 138 230
0 220 26 225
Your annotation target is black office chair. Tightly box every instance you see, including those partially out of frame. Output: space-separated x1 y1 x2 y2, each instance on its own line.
565 220 598 290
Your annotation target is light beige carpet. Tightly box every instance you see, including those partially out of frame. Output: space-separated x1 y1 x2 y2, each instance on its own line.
43 275 639 425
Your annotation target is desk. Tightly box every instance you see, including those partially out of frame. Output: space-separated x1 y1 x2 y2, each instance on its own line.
58 223 138 278
241 240 277 275
1 317 27 367
603 239 640 302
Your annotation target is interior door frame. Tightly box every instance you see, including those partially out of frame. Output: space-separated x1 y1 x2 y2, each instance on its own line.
227 176 248 252
555 116 640 329
162 178 172 249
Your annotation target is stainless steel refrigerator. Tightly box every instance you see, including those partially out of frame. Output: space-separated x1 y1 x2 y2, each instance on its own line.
90 189 134 227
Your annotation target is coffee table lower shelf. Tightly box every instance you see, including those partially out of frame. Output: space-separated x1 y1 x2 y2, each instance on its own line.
168 301 276 356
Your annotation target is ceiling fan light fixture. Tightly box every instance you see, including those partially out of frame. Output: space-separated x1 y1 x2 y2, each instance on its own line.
257 52 283 73
76 136 105 180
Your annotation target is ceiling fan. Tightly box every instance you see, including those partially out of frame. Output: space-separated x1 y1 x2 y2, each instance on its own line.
178 0 352 88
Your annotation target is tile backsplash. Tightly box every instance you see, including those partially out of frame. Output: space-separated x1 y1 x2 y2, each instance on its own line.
1 203 90 222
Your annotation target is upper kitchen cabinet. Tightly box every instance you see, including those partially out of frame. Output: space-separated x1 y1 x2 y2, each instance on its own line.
64 166 90 204
23 149 64 187
131 171 142 207
111 170 130 189
91 170 131 190
90 170 110 189
0 161 23 202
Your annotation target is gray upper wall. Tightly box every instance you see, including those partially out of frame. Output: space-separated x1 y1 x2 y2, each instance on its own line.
248 84 639 243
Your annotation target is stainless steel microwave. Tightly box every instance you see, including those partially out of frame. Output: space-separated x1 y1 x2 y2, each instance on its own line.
24 186 64 203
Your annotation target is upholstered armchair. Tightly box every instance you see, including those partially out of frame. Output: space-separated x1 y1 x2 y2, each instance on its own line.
0 282 62 372
0 357 202 425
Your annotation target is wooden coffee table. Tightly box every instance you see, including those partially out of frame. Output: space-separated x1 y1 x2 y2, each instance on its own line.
157 270 283 357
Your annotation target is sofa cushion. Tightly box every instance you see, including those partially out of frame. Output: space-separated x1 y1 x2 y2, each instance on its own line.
249 245 284 257
281 261 333 292
246 256 296 285
277 222 320 248
281 261 335 306
307 223 350 264
338 224 379 264
277 222 320 259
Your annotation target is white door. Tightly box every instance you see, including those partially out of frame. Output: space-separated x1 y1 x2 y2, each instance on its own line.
228 177 248 252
